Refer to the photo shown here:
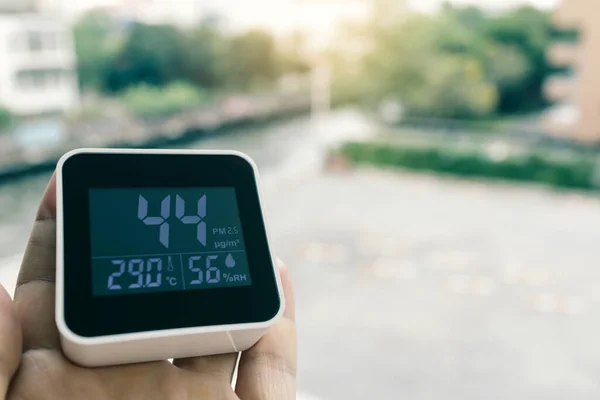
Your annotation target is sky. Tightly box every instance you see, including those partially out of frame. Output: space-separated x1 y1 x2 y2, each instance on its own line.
411 0 559 12
54 0 562 31
66 0 561 16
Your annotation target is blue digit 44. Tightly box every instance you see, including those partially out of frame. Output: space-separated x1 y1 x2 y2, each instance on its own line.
138 194 207 248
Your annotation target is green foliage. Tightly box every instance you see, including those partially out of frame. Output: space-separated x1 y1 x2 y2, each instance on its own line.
223 30 282 91
185 26 227 89
340 141 598 191
484 45 531 91
443 5 486 31
278 32 311 75
73 17 286 96
71 3 557 120
401 55 497 118
364 14 498 119
121 82 206 119
73 12 119 91
0 107 12 131
105 23 191 92
342 4 555 119
482 6 552 112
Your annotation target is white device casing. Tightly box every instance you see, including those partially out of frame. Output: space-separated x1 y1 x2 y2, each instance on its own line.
56 148 285 367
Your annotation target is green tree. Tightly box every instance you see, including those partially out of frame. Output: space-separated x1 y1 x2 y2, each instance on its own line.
442 3 486 32
482 6 552 112
223 30 281 91
73 12 118 91
185 26 227 89
438 5 551 113
364 15 497 118
104 23 191 92
483 44 532 107
278 32 311 75
404 55 497 118
341 4 553 117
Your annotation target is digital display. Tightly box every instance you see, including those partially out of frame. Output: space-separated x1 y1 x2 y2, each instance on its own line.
89 187 252 296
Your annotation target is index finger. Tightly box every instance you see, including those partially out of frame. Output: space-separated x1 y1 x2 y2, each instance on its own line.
0 284 22 397
17 172 57 287
14 173 60 350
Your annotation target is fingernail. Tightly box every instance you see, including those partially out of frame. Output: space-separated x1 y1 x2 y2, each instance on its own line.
276 258 285 269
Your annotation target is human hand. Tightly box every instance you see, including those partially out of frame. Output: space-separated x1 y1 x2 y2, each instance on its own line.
0 173 296 399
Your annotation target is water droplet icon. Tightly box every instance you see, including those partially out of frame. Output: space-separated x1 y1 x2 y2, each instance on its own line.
225 253 236 268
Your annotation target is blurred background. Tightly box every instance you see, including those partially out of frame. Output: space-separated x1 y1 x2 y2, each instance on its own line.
2 0 600 398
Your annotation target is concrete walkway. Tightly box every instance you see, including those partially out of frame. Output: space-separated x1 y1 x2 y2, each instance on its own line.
265 169 600 400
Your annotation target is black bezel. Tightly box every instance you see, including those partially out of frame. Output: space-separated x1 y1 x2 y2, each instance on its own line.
61 151 280 338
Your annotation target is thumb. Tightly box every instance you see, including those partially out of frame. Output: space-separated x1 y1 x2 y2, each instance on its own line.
235 260 296 400
0 284 21 398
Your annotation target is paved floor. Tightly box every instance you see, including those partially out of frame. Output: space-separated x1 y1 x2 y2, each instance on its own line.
3 168 600 399
265 169 600 400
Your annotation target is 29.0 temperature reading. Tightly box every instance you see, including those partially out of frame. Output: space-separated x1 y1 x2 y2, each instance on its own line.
104 253 249 293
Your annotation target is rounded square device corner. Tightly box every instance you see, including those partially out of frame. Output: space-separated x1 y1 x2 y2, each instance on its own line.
56 307 93 349
227 150 260 171
57 148 96 175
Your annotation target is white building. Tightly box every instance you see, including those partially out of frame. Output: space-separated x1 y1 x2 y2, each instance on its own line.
32 0 204 28
0 13 79 115
0 0 37 13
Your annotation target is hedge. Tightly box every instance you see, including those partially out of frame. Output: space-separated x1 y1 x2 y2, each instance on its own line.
339 141 600 191
0 107 12 132
121 82 207 119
